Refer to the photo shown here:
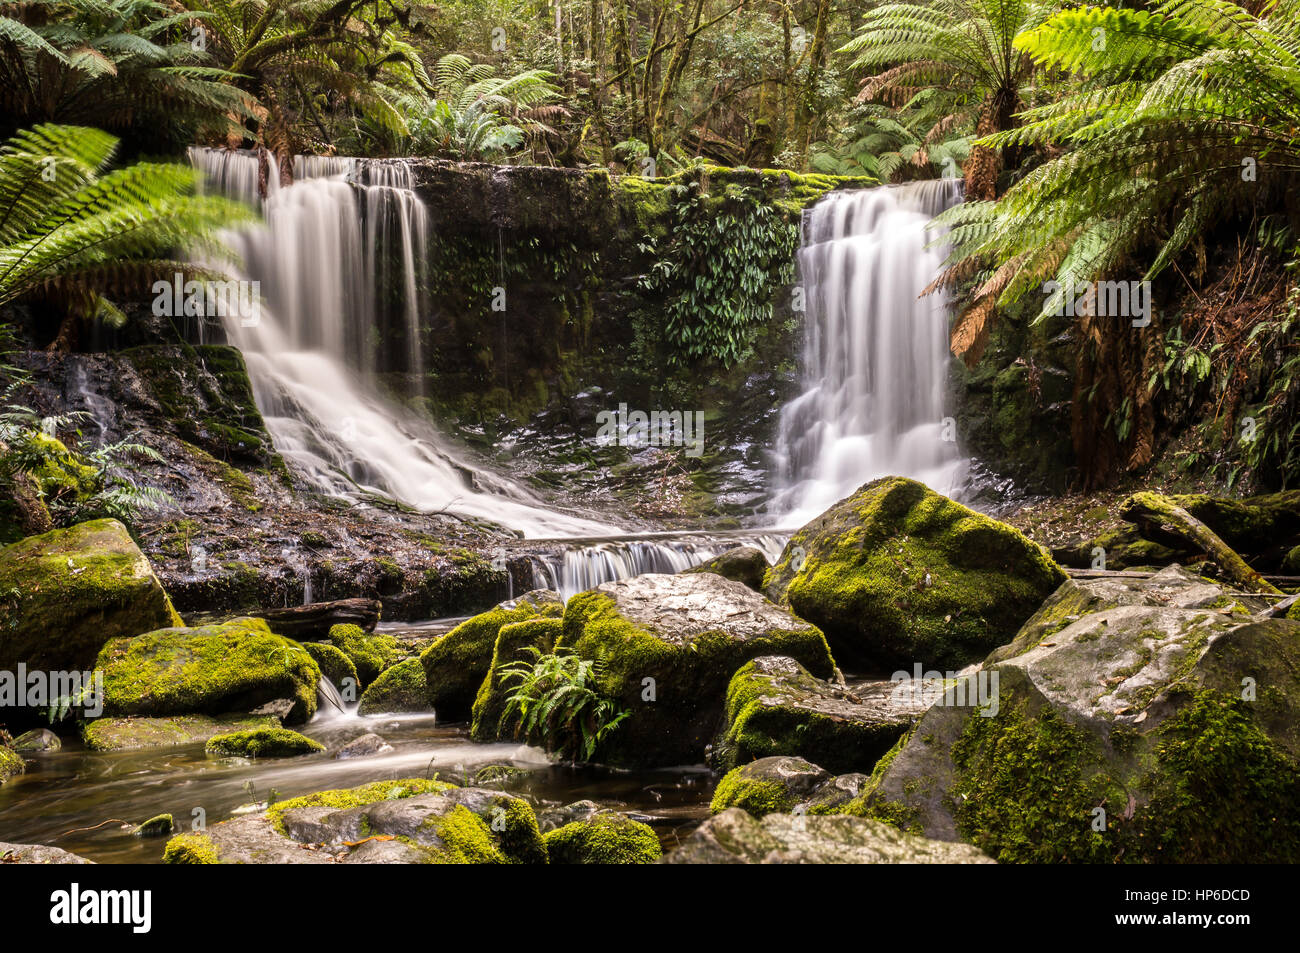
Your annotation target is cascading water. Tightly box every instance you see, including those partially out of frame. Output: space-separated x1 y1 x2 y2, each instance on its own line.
189 148 616 538
771 180 968 527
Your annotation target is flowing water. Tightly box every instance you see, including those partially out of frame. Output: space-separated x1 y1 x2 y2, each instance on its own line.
771 180 968 526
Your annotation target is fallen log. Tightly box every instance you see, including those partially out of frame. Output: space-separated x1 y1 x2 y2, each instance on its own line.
256 598 381 641
1119 492 1282 595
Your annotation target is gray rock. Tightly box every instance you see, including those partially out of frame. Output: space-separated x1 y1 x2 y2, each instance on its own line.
0 841 94 864
333 733 393 760
665 809 994 864
11 728 61 752
711 756 830 816
685 547 769 591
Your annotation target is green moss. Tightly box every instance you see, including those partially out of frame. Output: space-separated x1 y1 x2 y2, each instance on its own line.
327 623 404 688
205 727 324 758
358 658 428 714
834 734 923 830
421 804 509 864
0 745 23 783
542 814 663 864
768 477 1066 669
162 833 218 864
304 642 358 690
709 767 797 816
134 814 174 837
470 616 561 741
421 602 558 722
98 618 320 723
266 778 454 835
81 714 277 751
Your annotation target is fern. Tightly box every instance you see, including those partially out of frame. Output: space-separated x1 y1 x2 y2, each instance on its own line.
498 648 630 763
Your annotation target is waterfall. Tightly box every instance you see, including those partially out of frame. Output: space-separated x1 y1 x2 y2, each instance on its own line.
771 180 968 526
190 148 616 538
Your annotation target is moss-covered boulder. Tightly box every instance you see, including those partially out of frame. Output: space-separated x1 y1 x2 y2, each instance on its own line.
846 566 1300 862
710 756 830 816
543 813 662 864
421 593 563 723
715 655 925 774
665 808 994 864
0 744 23 784
0 518 182 671
327 624 404 688
11 728 60 752
134 814 174 838
304 642 358 693
358 658 429 715
164 778 545 864
685 546 770 591
81 714 278 751
556 572 835 767
470 616 563 741
765 477 1065 670
97 618 320 724
205 727 324 758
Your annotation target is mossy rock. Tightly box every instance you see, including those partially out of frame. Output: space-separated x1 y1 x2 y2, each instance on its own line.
205 727 324 758
0 745 23 784
543 813 662 864
556 572 834 767
1053 525 1180 571
421 595 563 723
81 714 278 751
134 814 174 837
172 778 543 864
327 623 404 688
710 756 830 816
845 567 1300 863
97 618 320 724
666 808 993 864
0 518 182 672
469 616 562 741
685 546 769 591
715 655 921 774
358 658 430 715
304 642 359 693
765 476 1066 670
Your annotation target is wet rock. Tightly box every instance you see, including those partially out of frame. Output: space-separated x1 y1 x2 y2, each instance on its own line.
686 546 769 591
165 778 543 864
304 642 358 693
543 812 662 864
134 814 174 838
665 808 994 864
11 728 60 753
422 596 563 723
258 598 381 640
0 841 94 864
766 476 1065 670
97 618 321 723
535 799 603 833
709 756 830 816
0 518 182 672
81 714 279 751
470 616 562 741
849 566 1300 863
715 655 924 774
205 727 324 758
327 624 404 689
557 572 834 767
334 733 393 760
358 658 429 715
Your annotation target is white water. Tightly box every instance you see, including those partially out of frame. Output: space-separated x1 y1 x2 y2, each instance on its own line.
771 180 968 526
190 148 617 538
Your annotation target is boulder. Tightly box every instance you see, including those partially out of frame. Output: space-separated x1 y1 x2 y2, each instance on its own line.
134 814 174 838
164 778 544 864
304 642 359 692
470 616 562 741
0 841 94 864
257 597 381 640
421 595 563 723
543 813 663 864
11 728 60 752
81 714 279 751
205 727 324 758
665 808 994 864
765 477 1065 670
715 655 925 773
557 572 835 766
0 518 182 672
97 618 320 724
358 658 429 715
685 546 770 591
334 732 393 759
327 624 405 688
847 566 1300 862
709 756 830 816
